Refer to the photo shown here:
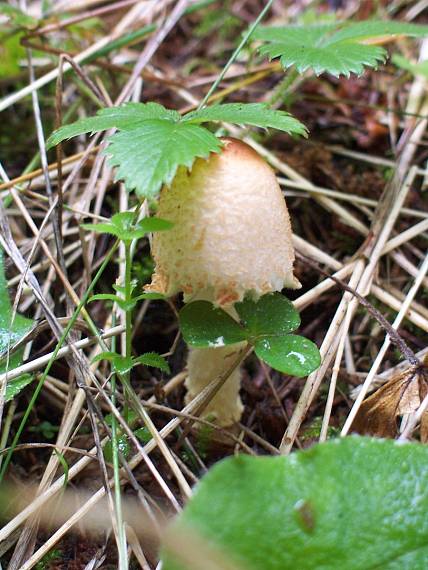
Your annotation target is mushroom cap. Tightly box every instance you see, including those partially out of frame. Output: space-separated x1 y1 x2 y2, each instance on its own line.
146 137 300 306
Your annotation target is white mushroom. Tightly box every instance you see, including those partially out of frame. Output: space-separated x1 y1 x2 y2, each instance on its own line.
146 137 300 426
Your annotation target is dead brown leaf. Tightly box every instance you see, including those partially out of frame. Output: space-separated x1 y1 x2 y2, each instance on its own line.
351 356 428 439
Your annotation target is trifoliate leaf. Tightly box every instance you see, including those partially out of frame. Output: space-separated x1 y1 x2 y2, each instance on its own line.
179 301 247 348
0 250 33 400
235 293 300 338
46 102 180 148
106 120 222 198
183 103 307 136
254 334 321 377
162 437 428 570
179 295 320 377
254 20 428 77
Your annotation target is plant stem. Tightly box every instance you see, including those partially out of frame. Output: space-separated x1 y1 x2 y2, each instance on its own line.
110 313 128 570
123 240 133 421
268 68 299 107
197 0 275 110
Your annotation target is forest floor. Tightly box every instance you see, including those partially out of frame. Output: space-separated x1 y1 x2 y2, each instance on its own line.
0 0 427 568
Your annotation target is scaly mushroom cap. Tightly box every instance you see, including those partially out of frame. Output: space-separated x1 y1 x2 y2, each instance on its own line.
146 137 300 306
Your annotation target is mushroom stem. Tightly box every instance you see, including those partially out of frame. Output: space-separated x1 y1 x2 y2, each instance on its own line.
185 294 247 427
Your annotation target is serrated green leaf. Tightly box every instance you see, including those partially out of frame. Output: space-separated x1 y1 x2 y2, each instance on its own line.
392 54 428 79
255 334 320 377
92 352 134 374
183 103 307 136
135 352 170 373
163 437 428 570
106 120 222 199
82 212 172 241
235 293 300 338
330 20 428 42
46 102 180 148
0 250 33 400
179 301 247 348
254 20 428 77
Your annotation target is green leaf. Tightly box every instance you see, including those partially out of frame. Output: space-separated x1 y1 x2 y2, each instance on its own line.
5 373 33 402
254 20 428 77
82 212 173 241
135 352 170 373
90 293 135 311
46 102 180 148
92 351 134 374
179 301 247 348
104 433 131 463
235 293 300 338
134 292 167 301
134 426 152 444
0 250 33 400
183 103 307 137
106 120 222 199
162 437 428 570
255 334 321 377
392 54 428 79
0 3 38 28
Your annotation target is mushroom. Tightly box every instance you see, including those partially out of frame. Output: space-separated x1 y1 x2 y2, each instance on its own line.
146 137 300 426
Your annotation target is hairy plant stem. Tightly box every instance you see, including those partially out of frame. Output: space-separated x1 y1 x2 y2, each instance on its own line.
123 241 133 422
110 313 128 570
268 68 299 107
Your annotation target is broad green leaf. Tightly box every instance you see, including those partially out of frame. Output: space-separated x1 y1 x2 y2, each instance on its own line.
106 120 222 199
179 301 247 348
163 437 428 570
0 251 33 400
254 334 320 377
135 352 170 373
183 103 307 137
235 293 300 338
46 102 180 148
392 54 428 79
254 20 428 77
4 372 32 402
